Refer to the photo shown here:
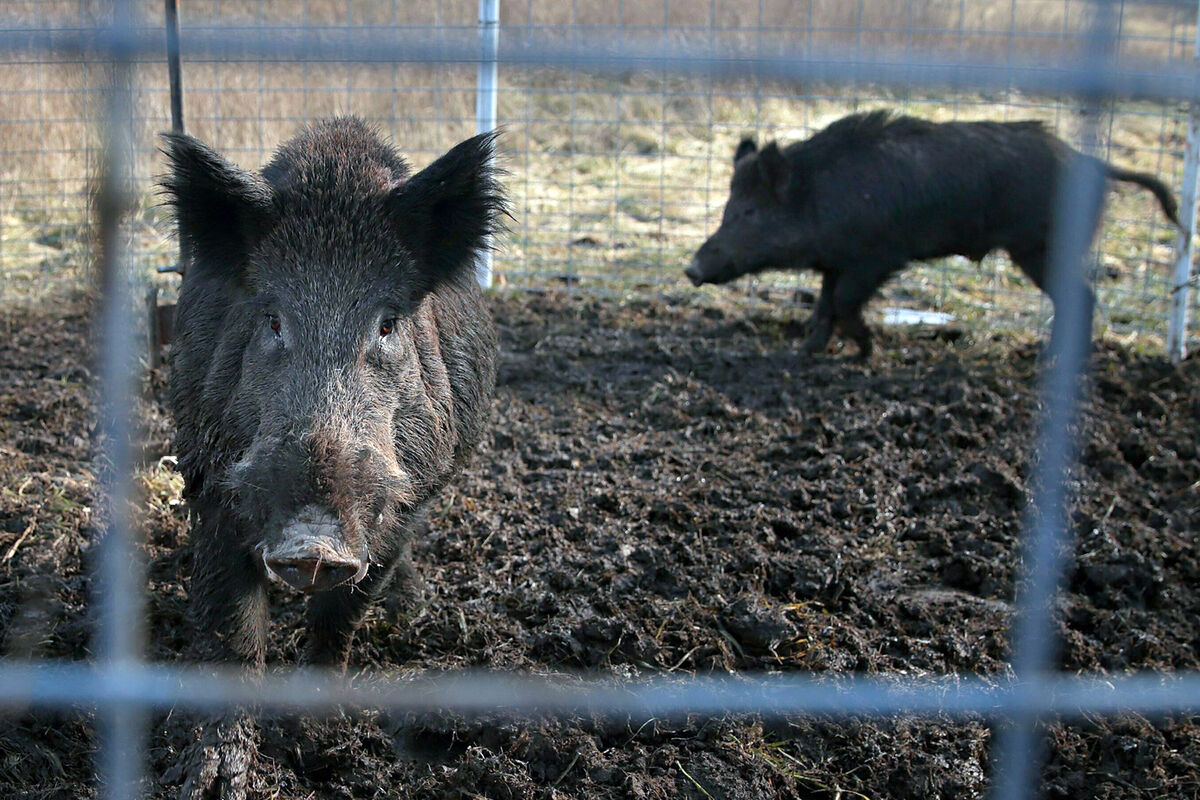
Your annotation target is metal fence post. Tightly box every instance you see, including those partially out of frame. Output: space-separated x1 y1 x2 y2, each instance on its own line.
1167 0 1200 363
165 0 184 135
476 0 500 289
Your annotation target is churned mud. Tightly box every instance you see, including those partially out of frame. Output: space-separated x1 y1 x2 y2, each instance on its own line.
1 290 1197 799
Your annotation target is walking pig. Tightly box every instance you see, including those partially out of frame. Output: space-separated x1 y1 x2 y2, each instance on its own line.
686 111 1180 358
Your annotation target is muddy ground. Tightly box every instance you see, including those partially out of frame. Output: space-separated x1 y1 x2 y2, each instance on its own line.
1 289 1198 799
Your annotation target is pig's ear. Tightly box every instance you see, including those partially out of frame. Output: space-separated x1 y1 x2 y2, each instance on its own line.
160 132 273 277
757 142 791 199
734 138 758 164
388 131 508 291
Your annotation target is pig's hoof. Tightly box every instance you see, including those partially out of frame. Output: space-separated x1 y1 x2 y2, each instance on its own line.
172 716 256 800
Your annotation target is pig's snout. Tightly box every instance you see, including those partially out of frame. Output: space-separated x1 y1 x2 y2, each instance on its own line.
260 506 368 594
268 557 360 594
684 258 705 286
686 240 729 286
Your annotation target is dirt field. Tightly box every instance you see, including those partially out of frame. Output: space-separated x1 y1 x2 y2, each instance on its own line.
1 289 1198 799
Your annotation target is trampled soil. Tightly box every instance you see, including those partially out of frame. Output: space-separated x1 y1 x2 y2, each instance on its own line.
1 289 1198 799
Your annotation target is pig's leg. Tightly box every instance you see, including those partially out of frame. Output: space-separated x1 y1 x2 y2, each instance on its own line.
1012 246 1094 360
175 518 268 800
176 714 257 800
1010 245 1049 294
801 272 837 355
189 527 269 666
830 260 897 359
305 537 413 669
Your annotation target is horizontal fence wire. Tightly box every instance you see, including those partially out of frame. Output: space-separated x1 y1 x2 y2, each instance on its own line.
0 26 1198 98
0 3 1197 799
3 662 1200 719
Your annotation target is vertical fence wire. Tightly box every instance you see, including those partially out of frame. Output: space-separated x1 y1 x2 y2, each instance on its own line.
95 0 144 797
992 5 1117 797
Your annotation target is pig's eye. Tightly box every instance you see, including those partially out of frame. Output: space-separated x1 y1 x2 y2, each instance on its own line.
379 318 396 337
268 315 282 337
743 208 757 218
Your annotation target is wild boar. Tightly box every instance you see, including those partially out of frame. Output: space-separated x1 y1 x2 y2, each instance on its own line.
162 117 503 797
686 111 1180 357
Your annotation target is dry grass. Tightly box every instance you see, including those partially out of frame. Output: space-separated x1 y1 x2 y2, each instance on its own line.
0 0 1195 345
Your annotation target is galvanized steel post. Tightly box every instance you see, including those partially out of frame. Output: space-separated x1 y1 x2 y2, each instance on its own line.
165 0 184 135
476 0 500 289
1167 0 1200 362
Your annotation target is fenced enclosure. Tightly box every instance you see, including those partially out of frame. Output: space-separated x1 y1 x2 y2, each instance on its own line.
2 0 1199 349
1 1 1199 799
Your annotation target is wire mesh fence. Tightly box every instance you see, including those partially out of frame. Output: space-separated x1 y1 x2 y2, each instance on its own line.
1 0 1198 349
0 1 1198 798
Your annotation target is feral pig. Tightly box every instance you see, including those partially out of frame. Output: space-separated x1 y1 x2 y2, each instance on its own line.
162 118 503 798
686 111 1181 358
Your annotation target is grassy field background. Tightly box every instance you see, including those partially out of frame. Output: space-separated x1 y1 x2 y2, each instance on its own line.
0 0 1196 348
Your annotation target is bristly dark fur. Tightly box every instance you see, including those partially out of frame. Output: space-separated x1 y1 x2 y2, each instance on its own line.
159 117 502 799
734 138 758 163
688 110 1182 359
160 131 274 274
387 129 510 291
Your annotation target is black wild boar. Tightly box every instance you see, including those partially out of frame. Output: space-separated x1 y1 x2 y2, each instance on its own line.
685 111 1181 358
162 118 503 797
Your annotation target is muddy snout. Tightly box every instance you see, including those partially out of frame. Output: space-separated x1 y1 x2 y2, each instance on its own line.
259 506 368 594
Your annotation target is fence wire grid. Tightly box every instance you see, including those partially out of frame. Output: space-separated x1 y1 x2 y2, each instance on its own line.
0 1 1198 799
1 0 1199 349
